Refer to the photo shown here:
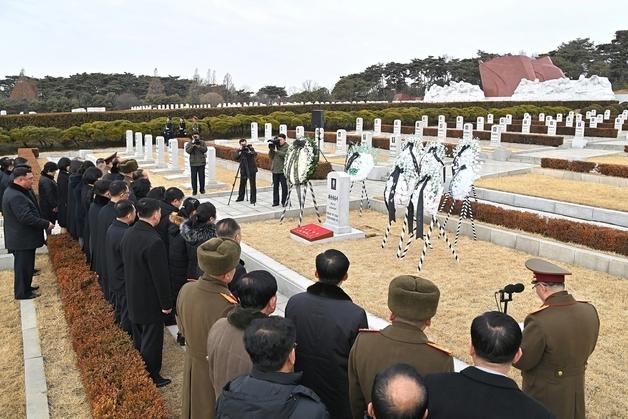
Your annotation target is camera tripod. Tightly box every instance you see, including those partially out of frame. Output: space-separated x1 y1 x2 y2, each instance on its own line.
227 163 253 206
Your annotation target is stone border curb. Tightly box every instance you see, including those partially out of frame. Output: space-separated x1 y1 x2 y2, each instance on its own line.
533 167 628 188
239 242 469 372
20 299 50 419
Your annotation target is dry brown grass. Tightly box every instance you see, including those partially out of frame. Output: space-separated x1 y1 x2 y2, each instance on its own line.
34 255 90 418
586 154 628 166
159 331 185 418
243 210 627 419
0 271 25 417
475 173 628 211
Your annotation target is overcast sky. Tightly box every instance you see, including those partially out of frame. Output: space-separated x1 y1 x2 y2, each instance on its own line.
1 0 624 92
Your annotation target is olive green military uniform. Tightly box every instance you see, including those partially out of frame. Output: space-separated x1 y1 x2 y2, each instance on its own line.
268 142 289 173
514 291 599 419
348 321 454 419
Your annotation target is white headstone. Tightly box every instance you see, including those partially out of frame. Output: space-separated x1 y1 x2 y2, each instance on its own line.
576 114 583 123
486 114 494 124
545 116 553 126
250 122 259 141
463 123 473 140
144 134 153 160
455 116 464 130
323 171 352 234
373 118 382 134
572 121 587 148
336 129 347 154
568 111 575 118
596 114 603 123
524 113 531 120
296 126 305 139
361 132 373 148
315 128 325 151
614 117 624 132
547 120 557 136
437 122 447 142
505 114 512 124
623 110 628 119
556 113 563 123
539 113 545 122
0 110 6 116
522 117 531 134
438 115 445 124
205 147 216 182
356 117 363 133
183 142 191 175
585 111 592 119
414 121 424 137
499 117 507 132
389 135 398 156
156 136 166 167
565 115 573 127
421 115 429 127
134 132 144 158
393 119 402 135
279 124 288 136
591 109 597 116
490 125 501 146
125 130 134 154
168 139 179 170
265 123 272 140
589 118 597 128
476 116 485 131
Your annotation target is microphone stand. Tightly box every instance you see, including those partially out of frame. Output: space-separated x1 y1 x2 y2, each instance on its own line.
495 290 514 315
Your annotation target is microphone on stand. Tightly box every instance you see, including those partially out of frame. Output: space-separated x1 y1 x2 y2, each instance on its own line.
495 283 525 314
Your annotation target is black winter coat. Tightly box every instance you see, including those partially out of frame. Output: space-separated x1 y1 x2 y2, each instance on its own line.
425 367 554 419
121 220 172 324
217 369 329 419
236 146 258 176
94 202 117 282
87 195 109 270
156 200 179 248
0 169 12 213
38 173 58 224
167 213 189 296
2 183 49 251
56 170 69 227
67 174 82 238
105 219 130 293
80 183 94 254
179 220 216 279
285 282 368 419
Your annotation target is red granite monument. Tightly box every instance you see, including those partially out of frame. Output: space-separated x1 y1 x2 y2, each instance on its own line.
479 55 565 97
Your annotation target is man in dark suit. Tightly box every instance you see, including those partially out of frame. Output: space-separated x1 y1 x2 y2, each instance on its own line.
285 249 368 419
425 311 553 419
105 199 135 336
514 259 599 419
120 198 172 387
2 166 53 299
155 187 183 247
235 138 257 204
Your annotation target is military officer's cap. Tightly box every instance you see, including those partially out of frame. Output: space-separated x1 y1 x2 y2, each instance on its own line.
525 258 571 284
388 275 440 321
104 152 117 164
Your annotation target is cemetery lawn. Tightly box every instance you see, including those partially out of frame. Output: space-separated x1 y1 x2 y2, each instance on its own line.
34 255 90 418
586 154 628 166
242 210 627 418
475 173 628 211
0 271 25 417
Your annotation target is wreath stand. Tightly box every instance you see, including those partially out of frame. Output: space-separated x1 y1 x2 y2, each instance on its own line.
438 184 479 248
279 180 322 227
349 180 371 215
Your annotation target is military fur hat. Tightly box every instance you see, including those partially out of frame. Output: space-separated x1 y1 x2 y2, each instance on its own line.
197 237 241 276
119 159 138 174
388 275 440 321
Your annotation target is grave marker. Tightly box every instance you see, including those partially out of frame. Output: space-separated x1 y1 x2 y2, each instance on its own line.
565 115 574 127
361 131 373 148
505 114 512 124
421 115 429 127
499 117 507 132
487 114 494 124
614 117 623 133
156 136 165 167
374 118 382 134
356 117 363 133
323 172 352 234
134 132 144 159
183 142 191 175
125 130 133 154
556 113 563 123
250 122 259 141
279 124 287 136
456 116 464 130
144 134 153 161
539 113 545 122
463 123 473 140
438 115 445 124
414 121 424 136
572 121 587 148
476 116 485 131
547 120 557 136
265 123 272 140
522 117 531 134
168 139 179 170
589 118 597 128
336 129 347 154
437 121 447 142
393 119 402 135
490 125 501 146
296 126 305 138
389 135 398 155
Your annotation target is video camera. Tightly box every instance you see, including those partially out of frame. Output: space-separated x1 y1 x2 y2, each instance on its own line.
267 136 281 147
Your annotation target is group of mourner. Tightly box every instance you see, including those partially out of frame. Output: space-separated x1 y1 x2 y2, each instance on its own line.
0 135 599 418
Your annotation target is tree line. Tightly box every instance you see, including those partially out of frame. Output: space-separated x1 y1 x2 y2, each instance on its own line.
2 30 626 113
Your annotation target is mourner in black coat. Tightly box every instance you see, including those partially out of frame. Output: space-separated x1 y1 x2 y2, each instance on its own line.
79 167 102 257
67 172 82 239
120 198 172 385
285 249 368 419
87 180 110 271
155 187 184 248
235 139 258 204
2 168 52 299
105 200 135 337
56 157 71 228
38 163 59 224
179 204 217 279
425 311 553 419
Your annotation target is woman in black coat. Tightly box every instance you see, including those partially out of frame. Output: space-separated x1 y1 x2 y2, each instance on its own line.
79 166 102 258
179 202 217 279
56 157 71 229
38 162 59 224
66 159 83 239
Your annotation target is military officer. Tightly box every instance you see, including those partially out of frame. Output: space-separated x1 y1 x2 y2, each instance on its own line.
348 275 454 419
513 258 599 419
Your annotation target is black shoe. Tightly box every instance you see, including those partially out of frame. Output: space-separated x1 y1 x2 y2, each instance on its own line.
250 201 256 205
200 190 206 194
16 292 39 300
153 376 172 387
272 203 279 207
192 191 197 196
235 198 244 202
33 269 41 276
29 285 40 291
176 333 186 346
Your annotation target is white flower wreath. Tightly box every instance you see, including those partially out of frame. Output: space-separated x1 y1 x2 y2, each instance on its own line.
283 137 319 185
450 138 482 200
415 142 446 216
345 144 375 182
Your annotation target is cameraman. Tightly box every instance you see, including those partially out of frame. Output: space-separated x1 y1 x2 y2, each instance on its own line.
268 133 289 207
185 134 208 195
235 139 257 204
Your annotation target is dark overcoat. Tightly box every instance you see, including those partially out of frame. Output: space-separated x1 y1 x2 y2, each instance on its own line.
2 183 49 250
38 173 58 224
56 169 69 227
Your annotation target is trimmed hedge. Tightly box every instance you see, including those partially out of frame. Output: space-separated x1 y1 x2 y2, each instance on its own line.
541 158 628 178
211 142 332 180
0 101 616 131
441 197 628 256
